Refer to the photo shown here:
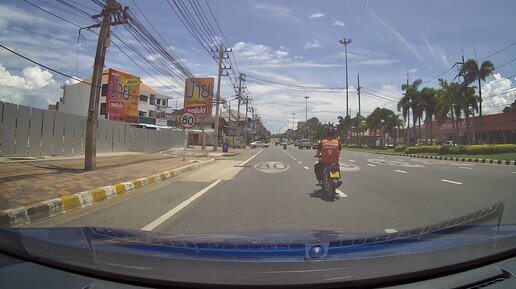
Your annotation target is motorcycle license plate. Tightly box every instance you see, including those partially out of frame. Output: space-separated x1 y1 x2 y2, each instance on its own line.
330 171 340 178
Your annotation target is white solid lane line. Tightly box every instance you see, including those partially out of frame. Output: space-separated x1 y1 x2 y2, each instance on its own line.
304 166 309 170
240 149 265 166
367 164 376 167
384 228 398 233
395 170 407 174
336 189 348 197
441 179 463 185
459 166 472 170
141 180 222 231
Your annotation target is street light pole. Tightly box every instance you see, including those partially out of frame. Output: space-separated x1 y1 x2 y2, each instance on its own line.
339 38 352 117
304 96 309 139
292 113 295 130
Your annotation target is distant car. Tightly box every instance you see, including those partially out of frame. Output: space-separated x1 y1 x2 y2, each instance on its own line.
387 143 396 148
250 141 269 148
294 140 300 147
442 141 457 146
298 139 310 149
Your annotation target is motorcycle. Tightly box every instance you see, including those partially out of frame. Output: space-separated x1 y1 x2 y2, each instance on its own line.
283 144 287 150
316 155 341 198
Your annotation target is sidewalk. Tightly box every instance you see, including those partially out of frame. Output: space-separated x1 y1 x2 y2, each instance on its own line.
0 147 245 211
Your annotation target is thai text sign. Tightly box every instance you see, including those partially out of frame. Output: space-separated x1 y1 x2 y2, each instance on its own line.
184 78 214 116
106 69 140 123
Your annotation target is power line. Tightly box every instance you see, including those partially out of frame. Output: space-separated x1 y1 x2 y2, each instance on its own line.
480 40 516 61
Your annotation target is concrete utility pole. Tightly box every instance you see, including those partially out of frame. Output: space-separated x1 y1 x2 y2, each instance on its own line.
84 0 127 171
213 44 231 151
339 38 352 117
357 74 361 145
237 73 245 122
292 113 295 131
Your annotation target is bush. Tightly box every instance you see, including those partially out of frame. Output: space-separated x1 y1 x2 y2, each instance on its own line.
394 145 408 152
462 144 516 155
404 146 440 154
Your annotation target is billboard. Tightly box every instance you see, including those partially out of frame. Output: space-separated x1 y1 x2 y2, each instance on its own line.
184 78 214 116
106 69 140 123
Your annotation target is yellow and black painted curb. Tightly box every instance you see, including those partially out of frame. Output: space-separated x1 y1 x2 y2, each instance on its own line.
0 159 215 227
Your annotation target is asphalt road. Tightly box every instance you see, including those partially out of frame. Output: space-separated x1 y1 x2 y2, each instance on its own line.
29 145 516 235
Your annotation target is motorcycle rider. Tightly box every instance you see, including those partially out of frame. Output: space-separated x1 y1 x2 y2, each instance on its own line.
314 125 342 187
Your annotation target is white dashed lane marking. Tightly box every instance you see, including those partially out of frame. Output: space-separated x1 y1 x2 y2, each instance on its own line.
384 228 398 233
336 189 348 197
349 160 356 163
459 166 472 170
441 179 463 185
298 161 302 164
367 164 376 167
395 170 407 174
304 166 309 170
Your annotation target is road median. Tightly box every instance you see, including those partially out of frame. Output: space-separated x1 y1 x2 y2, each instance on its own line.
344 149 516 166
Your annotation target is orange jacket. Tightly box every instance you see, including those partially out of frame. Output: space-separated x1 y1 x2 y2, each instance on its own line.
319 138 341 163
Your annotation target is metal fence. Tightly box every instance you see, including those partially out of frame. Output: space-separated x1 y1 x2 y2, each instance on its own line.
0 101 185 157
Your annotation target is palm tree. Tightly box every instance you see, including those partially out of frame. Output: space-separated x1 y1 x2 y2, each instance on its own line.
436 79 463 142
399 79 422 145
461 59 495 143
337 115 351 143
420 87 438 145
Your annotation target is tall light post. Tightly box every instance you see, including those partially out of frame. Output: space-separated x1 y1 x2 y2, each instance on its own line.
339 38 352 117
304 96 309 139
292 113 295 130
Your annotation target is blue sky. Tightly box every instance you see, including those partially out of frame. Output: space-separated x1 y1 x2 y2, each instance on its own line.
0 0 515 132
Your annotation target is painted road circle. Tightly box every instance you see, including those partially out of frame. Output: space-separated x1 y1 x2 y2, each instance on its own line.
254 162 290 174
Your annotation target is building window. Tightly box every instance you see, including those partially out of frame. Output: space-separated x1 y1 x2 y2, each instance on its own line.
100 103 106 115
139 95 148 102
139 111 146 117
156 99 161 105
150 95 156 105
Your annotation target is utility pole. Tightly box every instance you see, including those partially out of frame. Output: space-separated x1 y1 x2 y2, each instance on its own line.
292 113 295 130
237 73 245 121
245 94 249 145
357 74 361 145
213 44 231 151
84 0 127 171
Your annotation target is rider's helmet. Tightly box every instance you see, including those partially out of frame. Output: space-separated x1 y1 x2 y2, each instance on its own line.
325 124 337 139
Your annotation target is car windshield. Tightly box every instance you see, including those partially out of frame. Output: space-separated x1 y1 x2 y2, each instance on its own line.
0 0 515 287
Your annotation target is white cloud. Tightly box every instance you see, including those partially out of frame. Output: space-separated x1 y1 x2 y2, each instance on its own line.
251 3 299 22
276 50 289 58
309 13 324 19
407 68 418 74
0 63 61 109
356 59 398 66
304 40 321 50
0 63 55 89
482 73 516 114
333 21 345 27
64 77 83 85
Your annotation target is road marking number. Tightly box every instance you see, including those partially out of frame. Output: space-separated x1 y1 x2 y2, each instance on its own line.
254 162 290 174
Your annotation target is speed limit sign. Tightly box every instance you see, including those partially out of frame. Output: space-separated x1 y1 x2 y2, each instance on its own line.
179 112 196 128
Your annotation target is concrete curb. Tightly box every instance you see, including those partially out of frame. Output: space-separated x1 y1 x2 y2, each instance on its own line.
346 149 516 166
0 159 215 228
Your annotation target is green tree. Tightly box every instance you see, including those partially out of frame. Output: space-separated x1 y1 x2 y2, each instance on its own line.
399 79 422 145
420 87 438 145
461 59 495 143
